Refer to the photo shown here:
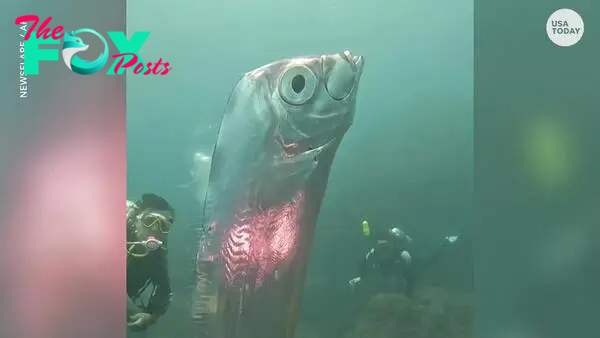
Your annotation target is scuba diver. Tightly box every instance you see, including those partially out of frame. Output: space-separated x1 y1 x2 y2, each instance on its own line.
348 223 459 298
126 193 175 332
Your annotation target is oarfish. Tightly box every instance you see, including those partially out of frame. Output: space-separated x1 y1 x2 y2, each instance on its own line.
191 50 364 338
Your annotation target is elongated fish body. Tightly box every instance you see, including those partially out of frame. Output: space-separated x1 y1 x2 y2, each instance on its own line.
192 51 364 338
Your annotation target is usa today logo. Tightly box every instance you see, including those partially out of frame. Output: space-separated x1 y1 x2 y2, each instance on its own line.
546 8 584 47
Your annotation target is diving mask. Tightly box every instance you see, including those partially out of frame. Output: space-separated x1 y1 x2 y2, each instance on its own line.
137 210 173 234
126 209 172 257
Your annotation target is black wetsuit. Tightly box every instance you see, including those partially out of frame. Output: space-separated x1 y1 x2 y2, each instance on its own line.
127 227 172 319
357 241 415 295
357 237 457 297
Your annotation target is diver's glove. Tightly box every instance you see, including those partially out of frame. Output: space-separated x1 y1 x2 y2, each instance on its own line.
348 277 361 293
390 227 413 243
348 277 361 292
400 250 411 266
445 235 459 243
128 312 154 331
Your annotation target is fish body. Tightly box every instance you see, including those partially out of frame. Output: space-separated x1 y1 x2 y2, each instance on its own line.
191 51 364 338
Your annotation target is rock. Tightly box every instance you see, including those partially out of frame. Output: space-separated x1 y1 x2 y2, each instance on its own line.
345 287 473 338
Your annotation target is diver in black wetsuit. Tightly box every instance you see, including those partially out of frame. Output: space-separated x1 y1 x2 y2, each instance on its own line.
348 226 459 298
126 193 175 332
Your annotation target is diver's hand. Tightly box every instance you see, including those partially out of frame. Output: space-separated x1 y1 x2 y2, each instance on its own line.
445 235 459 243
128 312 154 331
401 250 411 266
390 227 412 243
348 277 361 292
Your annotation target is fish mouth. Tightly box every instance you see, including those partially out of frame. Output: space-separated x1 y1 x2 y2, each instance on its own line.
339 50 363 73
279 134 336 162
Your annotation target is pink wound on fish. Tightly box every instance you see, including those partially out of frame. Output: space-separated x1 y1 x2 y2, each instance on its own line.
220 191 304 288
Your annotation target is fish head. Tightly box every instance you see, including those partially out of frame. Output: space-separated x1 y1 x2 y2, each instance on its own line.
202 51 365 211
250 50 364 162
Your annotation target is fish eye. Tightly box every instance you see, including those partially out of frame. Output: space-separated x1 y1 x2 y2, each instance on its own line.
278 65 317 106
291 75 305 93
325 60 356 101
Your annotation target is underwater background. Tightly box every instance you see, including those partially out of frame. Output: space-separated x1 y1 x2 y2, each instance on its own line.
126 0 473 336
